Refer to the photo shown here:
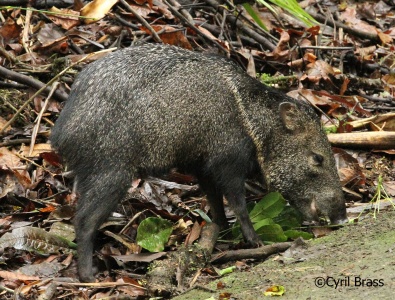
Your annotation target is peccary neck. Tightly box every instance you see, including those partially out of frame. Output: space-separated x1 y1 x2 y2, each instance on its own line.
225 74 279 176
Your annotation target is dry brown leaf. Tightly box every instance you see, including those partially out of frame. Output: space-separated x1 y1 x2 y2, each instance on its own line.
377 30 393 45
140 24 193 49
339 7 377 33
47 7 80 30
0 270 39 281
301 60 335 84
185 221 201 245
80 0 119 24
0 18 22 43
0 116 11 133
19 143 52 158
0 147 23 170
37 23 67 48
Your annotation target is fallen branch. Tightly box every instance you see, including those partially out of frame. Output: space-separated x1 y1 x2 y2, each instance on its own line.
211 241 292 264
0 0 73 7
0 65 68 103
328 131 395 149
0 138 33 147
347 113 395 130
308 10 379 42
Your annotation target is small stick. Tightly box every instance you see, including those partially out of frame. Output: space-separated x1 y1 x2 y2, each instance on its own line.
119 0 162 43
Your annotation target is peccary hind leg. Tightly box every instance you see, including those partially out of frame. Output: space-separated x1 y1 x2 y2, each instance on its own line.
74 169 132 282
198 177 228 231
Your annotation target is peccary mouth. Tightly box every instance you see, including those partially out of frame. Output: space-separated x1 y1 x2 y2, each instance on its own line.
308 198 348 225
329 215 349 225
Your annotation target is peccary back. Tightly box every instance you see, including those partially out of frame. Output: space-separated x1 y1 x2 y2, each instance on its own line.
50 44 347 282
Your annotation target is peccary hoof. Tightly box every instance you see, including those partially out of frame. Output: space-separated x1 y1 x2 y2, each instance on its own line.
248 240 264 248
79 275 95 283
244 234 264 248
78 269 96 283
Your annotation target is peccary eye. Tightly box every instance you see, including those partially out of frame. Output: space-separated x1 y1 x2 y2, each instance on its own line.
312 153 324 166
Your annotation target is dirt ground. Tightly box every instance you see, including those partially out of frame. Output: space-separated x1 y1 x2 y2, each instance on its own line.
173 208 395 300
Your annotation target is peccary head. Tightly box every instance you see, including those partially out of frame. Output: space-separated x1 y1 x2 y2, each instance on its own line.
262 101 347 225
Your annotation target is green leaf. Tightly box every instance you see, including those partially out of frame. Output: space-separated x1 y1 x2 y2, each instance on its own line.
218 266 237 276
257 0 318 27
253 218 275 231
284 229 313 240
249 192 286 222
232 193 307 243
243 3 268 31
273 205 304 230
193 209 212 223
264 285 286 296
231 222 243 240
256 224 288 242
136 217 173 252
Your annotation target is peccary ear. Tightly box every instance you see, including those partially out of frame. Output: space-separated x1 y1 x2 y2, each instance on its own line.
279 102 305 132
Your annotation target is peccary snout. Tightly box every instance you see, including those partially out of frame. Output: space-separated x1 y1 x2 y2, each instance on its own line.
306 192 348 224
328 201 349 225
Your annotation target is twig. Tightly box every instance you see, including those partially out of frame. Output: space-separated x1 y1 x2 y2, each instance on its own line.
0 139 32 147
14 152 53 174
0 65 68 102
359 93 394 104
164 0 228 54
0 81 27 89
0 284 14 294
21 4 33 62
194 20 260 48
0 46 17 64
29 81 59 156
327 131 395 149
112 12 140 30
52 281 146 289
308 10 379 42
211 241 292 263
167 0 194 23
0 0 73 7
119 0 163 43
299 46 354 50
203 0 276 51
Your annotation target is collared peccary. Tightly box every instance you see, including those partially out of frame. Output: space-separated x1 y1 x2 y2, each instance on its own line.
50 44 347 282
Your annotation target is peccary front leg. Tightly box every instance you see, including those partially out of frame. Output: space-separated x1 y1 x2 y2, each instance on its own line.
74 169 131 282
207 164 262 246
223 183 262 247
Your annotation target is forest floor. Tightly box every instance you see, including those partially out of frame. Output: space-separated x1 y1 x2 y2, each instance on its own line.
174 209 395 300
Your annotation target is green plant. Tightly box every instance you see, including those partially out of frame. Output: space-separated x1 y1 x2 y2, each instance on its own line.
244 0 318 31
350 175 395 223
231 192 313 242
